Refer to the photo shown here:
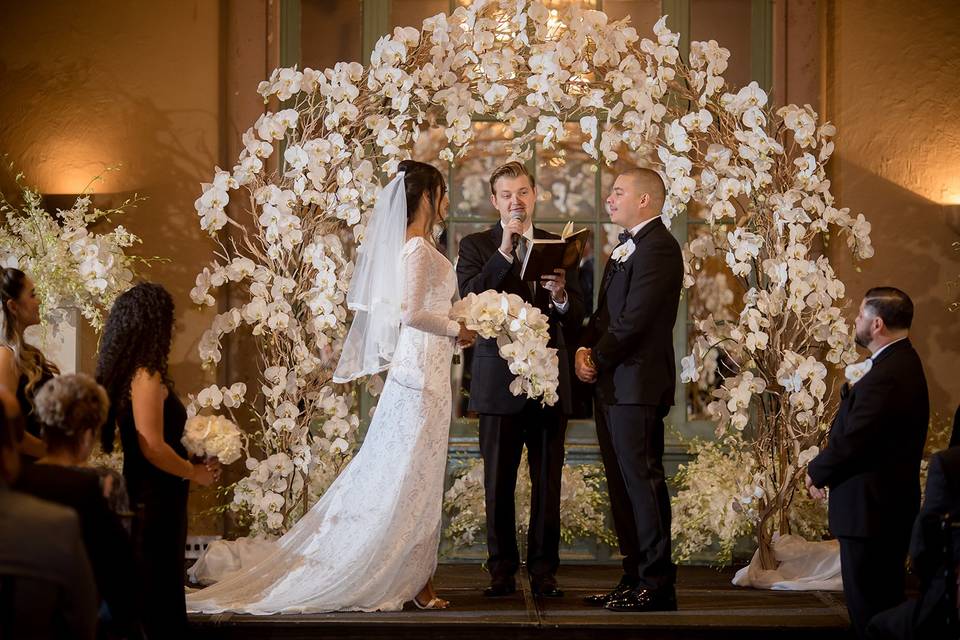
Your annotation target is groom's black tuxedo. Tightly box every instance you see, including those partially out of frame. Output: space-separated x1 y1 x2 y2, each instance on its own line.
580 216 683 592
808 338 929 639
582 217 681 406
457 222 584 584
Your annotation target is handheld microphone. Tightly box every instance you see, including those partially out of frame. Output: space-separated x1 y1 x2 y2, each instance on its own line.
510 211 523 249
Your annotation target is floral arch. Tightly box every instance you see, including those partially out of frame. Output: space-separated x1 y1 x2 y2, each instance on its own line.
189 0 872 568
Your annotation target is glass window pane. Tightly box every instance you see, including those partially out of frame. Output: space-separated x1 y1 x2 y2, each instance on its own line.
536 123 598 221
685 225 739 421
301 0 362 69
450 122 515 219
411 125 448 173
447 221 499 420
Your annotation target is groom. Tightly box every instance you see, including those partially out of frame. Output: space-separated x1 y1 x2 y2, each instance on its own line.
457 161 584 598
576 168 682 612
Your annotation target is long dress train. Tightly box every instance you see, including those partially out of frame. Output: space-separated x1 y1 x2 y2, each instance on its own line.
186 237 460 614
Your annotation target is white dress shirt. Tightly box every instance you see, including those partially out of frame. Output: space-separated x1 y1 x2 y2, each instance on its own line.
870 335 908 361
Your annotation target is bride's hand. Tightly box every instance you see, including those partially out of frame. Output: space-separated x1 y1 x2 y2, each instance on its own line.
457 322 477 348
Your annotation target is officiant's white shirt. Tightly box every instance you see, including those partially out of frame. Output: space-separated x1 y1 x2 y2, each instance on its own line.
498 221 569 313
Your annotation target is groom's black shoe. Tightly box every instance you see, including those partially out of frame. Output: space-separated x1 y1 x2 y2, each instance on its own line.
483 578 516 597
605 586 677 613
530 575 564 598
583 576 639 607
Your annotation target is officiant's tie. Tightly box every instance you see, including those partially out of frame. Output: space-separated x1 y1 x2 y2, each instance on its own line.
515 237 536 300
618 230 632 244
516 235 528 265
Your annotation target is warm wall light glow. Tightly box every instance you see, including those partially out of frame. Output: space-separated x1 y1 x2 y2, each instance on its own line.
30 139 119 194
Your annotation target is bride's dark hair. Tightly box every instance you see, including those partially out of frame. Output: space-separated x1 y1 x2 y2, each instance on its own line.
397 160 445 226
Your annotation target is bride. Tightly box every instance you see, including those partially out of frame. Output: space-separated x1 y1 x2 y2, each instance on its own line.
186 159 476 614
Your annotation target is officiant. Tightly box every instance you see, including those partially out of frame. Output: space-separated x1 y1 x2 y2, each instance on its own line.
456 161 584 598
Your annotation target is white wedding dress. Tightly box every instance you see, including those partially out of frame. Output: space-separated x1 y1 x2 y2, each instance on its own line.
186 236 460 614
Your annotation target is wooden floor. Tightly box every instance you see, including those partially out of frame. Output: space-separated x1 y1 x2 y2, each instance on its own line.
189 564 854 639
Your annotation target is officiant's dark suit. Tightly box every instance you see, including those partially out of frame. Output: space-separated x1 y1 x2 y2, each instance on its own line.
808 294 929 639
579 212 683 610
457 219 584 594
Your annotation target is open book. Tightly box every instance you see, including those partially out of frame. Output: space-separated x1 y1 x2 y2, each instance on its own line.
519 221 589 282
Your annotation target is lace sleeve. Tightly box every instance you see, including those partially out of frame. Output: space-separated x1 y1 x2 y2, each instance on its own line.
401 239 460 337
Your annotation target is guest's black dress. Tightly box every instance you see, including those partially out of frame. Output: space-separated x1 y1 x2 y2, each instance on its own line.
119 388 190 637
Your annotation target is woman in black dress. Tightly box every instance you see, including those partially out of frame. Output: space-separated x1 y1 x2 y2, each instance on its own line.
96 283 219 637
0 267 59 458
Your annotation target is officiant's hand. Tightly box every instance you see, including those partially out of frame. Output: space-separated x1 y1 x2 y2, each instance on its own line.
499 217 525 254
805 472 826 501
457 322 477 348
575 348 597 383
541 268 567 304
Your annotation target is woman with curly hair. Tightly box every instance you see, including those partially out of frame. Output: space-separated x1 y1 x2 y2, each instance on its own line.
97 282 219 637
0 267 59 459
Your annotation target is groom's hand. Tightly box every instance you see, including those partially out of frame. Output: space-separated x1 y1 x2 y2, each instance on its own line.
575 348 597 383
805 472 826 501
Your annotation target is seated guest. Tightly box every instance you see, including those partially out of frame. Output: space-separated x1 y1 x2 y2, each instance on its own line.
0 387 98 640
15 373 140 639
35 372 130 518
868 446 960 639
805 287 929 639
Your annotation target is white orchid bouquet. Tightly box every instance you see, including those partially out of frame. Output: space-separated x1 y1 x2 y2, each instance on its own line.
450 290 559 406
671 433 828 565
182 414 245 466
0 171 148 330
443 452 616 552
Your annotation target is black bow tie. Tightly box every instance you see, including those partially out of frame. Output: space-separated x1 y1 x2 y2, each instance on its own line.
619 230 632 244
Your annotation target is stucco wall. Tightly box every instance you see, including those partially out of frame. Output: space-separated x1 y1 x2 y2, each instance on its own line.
0 0 222 386
825 0 960 416
0 0 228 531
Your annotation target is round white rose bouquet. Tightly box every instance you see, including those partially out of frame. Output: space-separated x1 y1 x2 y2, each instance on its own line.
450 290 559 406
182 414 245 465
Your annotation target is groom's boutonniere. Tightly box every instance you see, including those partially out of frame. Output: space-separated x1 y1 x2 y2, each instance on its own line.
844 358 873 386
611 239 636 265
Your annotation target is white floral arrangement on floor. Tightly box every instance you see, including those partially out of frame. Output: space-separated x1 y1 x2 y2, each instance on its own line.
182 414 245 465
450 291 559 406
0 170 149 330
671 433 827 566
443 452 616 551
